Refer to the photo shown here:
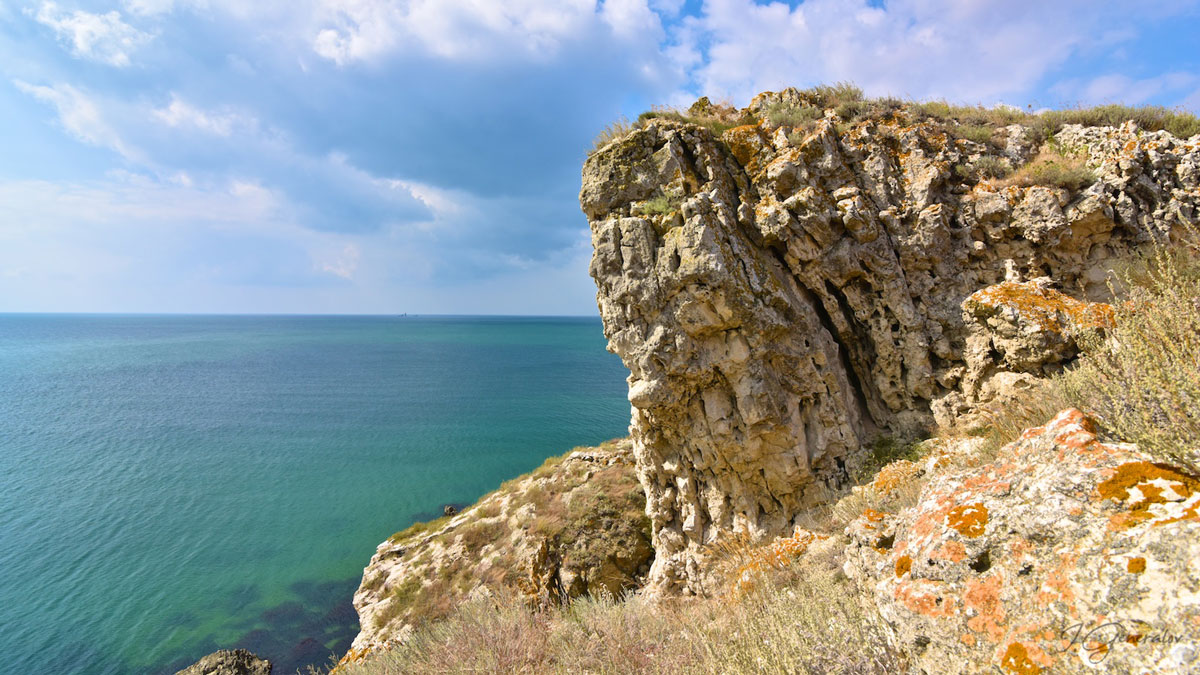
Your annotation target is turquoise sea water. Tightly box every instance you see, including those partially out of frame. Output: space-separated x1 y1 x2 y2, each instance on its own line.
0 315 631 674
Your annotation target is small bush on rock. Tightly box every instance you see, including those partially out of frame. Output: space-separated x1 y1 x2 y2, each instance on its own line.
1060 234 1200 471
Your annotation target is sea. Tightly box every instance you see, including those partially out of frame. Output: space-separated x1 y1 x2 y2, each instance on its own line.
0 314 631 674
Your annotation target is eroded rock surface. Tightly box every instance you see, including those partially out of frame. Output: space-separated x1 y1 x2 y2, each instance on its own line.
581 93 1199 593
345 439 651 659
843 409 1200 674
176 649 271 675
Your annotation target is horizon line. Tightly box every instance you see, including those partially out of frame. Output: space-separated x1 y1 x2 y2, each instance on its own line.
0 311 602 318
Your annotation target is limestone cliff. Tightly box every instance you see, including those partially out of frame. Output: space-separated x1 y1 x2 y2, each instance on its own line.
580 91 1200 593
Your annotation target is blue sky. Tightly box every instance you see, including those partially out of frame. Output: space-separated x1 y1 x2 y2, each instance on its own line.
1 0 1197 315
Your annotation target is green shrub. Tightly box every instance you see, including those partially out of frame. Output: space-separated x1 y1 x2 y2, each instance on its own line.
972 156 1011 179
387 514 450 543
763 101 822 128
853 435 926 484
637 102 756 137
1004 150 1095 190
800 81 864 108
1060 236 1200 471
1033 104 1200 142
912 101 1026 128
636 193 678 216
957 124 995 145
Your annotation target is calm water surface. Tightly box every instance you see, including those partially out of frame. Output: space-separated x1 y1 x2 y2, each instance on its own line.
0 314 630 674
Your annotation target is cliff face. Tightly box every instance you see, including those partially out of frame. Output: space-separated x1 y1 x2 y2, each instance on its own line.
581 92 1200 593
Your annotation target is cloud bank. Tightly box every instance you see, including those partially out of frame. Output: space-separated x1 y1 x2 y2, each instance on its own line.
1 0 1197 313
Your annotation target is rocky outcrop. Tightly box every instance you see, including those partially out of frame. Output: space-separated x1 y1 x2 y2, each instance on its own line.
581 92 1199 593
344 439 652 660
952 279 1113 427
176 649 271 675
843 409 1200 674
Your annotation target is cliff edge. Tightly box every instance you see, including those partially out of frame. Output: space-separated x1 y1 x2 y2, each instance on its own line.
581 90 1199 594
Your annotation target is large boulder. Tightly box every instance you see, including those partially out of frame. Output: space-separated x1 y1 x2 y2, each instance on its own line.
844 409 1200 674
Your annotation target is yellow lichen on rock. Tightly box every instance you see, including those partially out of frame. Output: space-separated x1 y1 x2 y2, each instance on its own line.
1096 460 1200 529
965 281 1115 334
945 502 989 538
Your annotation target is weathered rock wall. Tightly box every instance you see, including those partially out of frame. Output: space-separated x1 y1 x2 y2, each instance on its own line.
581 95 1199 593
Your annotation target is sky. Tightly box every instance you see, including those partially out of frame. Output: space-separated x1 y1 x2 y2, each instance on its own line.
0 0 1198 315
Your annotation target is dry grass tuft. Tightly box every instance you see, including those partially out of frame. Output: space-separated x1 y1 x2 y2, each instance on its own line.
339 547 901 675
999 148 1095 191
592 116 635 152
1059 231 1200 470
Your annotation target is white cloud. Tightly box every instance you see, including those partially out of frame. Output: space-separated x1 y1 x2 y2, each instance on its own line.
121 0 181 16
1183 87 1200 113
310 0 660 64
1054 72 1199 106
676 0 1147 105
318 243 360 279
601 0 662 40
32 2 151 66
152 95 248 136
13 80 138 159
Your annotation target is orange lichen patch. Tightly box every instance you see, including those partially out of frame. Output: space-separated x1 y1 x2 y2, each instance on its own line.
1044 408 1098 436
1040 409 1110 454
895 555 912 578
961 632 977 647
861 508 888 529
333 646 385 672
965 575 1007 642
1000 642 1042 675
1096 461 1200 530
932 539 968 563
1126 634 1143 645
963 467 1013 494
1007 538 1032 559
1127 557 1147 574
946 503 989 538
1020 424 1048 440
722 125 769 174
1035 553 1077 609
873 459 922 495
966 281 1115 333
895 579 958 618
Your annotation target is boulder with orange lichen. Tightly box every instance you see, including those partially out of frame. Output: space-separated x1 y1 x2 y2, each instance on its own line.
843 408 1200 674
936 280 1115 428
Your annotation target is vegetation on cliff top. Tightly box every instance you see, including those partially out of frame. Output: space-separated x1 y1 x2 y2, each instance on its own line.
593 82 1200 155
